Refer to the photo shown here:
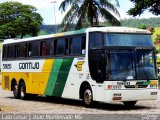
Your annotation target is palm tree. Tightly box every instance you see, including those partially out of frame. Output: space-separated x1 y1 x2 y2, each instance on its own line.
59 0 121 31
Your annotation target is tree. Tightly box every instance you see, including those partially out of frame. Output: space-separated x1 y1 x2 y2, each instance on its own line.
59 0 121 31
128 0 160 17
0 2 43 39
138 25 148 29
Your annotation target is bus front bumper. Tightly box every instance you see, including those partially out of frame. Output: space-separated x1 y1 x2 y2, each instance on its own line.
105 89 158 102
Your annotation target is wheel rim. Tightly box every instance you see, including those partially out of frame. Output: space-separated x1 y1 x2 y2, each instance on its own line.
84 89 92 105
13 85 18 97
20 85 25 98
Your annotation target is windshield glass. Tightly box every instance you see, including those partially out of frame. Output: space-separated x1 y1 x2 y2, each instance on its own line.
107 49 157 80
136 50 157 80
107 50 135 80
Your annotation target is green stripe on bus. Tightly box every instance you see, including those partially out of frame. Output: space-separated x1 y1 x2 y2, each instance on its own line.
143 81 151 85
44 59 63 96
52 58 73 97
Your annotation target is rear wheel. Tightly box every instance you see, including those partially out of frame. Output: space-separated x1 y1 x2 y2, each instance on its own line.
19 82 27 100
13 84 19 99
123 101 137 107
83 87 94 107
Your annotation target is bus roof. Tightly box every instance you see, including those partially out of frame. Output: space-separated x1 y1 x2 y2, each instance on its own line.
87 26 151 34
3 27 151 44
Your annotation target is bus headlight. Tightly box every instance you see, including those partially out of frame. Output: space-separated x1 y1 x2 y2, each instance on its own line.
150 84 158 88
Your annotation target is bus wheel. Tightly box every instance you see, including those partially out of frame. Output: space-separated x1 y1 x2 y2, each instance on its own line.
13 84 19 99
123 101 137 107
83 87 93 107
19 82 27 100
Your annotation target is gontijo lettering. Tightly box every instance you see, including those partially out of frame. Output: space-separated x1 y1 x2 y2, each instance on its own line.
19 62 39 69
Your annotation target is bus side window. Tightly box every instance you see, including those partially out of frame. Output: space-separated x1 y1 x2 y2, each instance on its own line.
40 41 47 56
69 36 86 55
7 45 15 58
65 38 69 55
55 38 65 56
17 43 27 58
28 43 32 57
3 46 7 59
28 41 39 57
82 36 86 55
89 32 103 49
70 36 82 55
50 40 54 56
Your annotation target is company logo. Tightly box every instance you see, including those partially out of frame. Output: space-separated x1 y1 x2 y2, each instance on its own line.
75 61 84 71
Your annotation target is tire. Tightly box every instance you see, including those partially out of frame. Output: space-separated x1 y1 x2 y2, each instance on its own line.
123 101 137 107
83 86 94 107
13 84 20 99
19 82 27 100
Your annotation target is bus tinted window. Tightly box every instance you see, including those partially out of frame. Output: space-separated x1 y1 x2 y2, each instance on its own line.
89 32 103 49
105 33 153 46
40 40 53 56
7 45 15 58
3 46 7 59
69 36 86 55
40 40 54 56
55 38 65 55
28 41 39 57
70 36 82 55
17 43 27 58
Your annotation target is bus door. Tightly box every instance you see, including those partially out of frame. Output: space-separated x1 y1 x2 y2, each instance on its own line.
89 50 106 101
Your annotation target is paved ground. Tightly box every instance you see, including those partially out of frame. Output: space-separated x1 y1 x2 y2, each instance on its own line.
0 86 160 115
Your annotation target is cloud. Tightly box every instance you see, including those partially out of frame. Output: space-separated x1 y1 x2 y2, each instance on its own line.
118 9 132 20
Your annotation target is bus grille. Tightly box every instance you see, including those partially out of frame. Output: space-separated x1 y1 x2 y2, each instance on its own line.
4 76 9 89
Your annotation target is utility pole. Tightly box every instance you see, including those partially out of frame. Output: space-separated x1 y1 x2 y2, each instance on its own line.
51 1 57 33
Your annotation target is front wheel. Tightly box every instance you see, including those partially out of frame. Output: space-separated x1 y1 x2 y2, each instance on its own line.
83 87 94 107
19 82 27 100
13 84 19 99
123 101 137 107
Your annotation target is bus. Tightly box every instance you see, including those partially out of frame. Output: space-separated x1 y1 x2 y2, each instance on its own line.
1 27 158 107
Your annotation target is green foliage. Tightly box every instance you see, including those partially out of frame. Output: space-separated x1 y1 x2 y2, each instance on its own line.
155 34 160 42
120 17 160 28
153 28 160 42
0 2 43 39
128 0 160 17
59 0 121 31
39 17 160 35
40 25 61 34
158 75 160 88
156 46 160 53
138 25 148 29
38 30 49 35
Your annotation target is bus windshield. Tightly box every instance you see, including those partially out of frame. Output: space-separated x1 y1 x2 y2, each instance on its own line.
107 49 157 80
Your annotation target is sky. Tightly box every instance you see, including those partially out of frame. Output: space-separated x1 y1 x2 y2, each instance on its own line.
0 0 158 25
